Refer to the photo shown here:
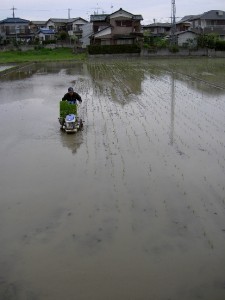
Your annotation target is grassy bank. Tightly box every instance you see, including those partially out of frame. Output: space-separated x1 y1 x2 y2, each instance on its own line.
0 47 86 63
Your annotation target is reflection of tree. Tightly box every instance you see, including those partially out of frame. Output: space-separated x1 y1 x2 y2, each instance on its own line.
1 67 37 81
183 77 225 96
36 62 85 76
60 130 83 154
1 62 85 81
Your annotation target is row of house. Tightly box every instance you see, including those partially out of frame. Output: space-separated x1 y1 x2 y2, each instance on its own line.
0 16 88 44
143 10 225 46
0 8 225 48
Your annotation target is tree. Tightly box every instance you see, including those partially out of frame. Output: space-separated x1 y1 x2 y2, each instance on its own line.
197 33 219 49
58 30 68 41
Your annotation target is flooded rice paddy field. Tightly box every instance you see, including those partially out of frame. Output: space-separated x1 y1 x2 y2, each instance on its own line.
0 58 225 300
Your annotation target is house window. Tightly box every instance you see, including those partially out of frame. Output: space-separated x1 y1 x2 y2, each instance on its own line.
101 40 110 45
206 20 215 26
116 20 132 27
20 26 26 34
117 39 133 45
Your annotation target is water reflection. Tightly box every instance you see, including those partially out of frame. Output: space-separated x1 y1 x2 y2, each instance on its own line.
86 62 144 104
1 60 225 97
0 59 225 300
174 72 225 96
0 61 86 81
59 130 83 154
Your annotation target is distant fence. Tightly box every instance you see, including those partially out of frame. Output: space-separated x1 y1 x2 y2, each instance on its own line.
141 48 225 58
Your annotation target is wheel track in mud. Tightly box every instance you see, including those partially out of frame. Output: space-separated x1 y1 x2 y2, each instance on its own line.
140 71 225 175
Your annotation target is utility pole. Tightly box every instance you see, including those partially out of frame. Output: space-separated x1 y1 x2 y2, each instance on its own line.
68 8 72 19
11 6 17 18
171 0 176 45
11 6 18 42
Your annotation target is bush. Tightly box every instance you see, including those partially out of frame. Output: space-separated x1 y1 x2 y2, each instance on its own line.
215 40 225 51
34 45 44 50
197 33 219 49
88 44 141 54
169 45 179 53
42 39 56 45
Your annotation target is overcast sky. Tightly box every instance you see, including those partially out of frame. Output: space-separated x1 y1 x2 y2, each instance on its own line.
0 0 225 24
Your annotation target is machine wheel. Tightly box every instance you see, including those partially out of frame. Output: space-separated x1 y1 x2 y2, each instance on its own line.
79 119 83 128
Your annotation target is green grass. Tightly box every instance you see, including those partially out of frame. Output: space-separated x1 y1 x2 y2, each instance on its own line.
0 47 87 63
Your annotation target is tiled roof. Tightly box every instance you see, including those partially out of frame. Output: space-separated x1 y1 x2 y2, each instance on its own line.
0 17 29 24
47 17 88 24
181 10 225 22
47 18 69 23
201 10 225 20
90 9 143 22
143 22 171 27
90 14 108 22
175 30 198 36
30 21 47 25
38 28 55 34
133 15 143 21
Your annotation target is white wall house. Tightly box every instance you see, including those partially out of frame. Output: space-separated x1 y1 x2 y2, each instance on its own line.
175 31 198 47
67 18 88 37
37 28 55 41
80 22 93 48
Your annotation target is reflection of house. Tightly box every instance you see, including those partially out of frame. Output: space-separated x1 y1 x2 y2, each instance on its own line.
90 8 143 45
142 23 171 37
37 28 55 41
0 17 31 41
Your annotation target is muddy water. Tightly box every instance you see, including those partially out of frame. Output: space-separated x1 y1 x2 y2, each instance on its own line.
0 60 225 300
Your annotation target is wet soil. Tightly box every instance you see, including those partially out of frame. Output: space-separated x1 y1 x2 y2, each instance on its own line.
0 60 225 300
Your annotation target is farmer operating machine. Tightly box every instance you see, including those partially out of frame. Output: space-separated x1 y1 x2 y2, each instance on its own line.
58 100 83 133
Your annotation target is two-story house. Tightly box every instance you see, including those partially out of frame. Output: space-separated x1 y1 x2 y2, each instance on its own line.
46 18 68 32
45 18 88 40
29 21 47 35
0 17 31 42
36 28 56 41
181 10 225 39
142 22 171 37
89 8 143 46
67 17 88 40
